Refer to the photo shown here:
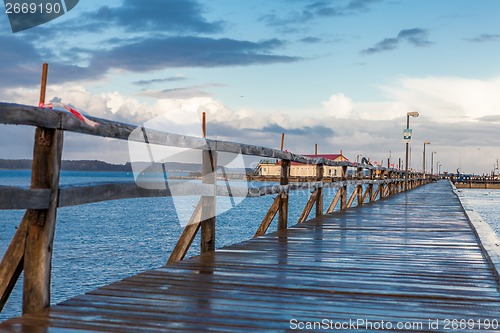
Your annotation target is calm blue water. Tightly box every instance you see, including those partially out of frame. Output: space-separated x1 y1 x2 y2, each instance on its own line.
457 188 500 236
0 170 346 321
1 172 499 322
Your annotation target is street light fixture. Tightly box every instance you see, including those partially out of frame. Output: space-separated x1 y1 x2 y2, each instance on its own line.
431 151 437 177
405 111 419 191
423 141 431 175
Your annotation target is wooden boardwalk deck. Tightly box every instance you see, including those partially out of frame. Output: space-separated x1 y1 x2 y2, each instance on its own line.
1 181 499 332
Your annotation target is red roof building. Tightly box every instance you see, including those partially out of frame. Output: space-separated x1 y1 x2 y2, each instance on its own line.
255 153 348 177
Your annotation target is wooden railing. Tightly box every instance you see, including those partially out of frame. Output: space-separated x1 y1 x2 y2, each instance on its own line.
0 102 430 315
452 175 500 189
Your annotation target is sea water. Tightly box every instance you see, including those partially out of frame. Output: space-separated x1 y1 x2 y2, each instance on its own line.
0 170 341 321
456 188 500 236
1 172 499 321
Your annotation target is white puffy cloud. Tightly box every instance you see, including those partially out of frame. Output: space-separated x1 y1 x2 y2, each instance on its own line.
2 76 500 174
322 93 353 119
321 76 500 124
381 76 500 122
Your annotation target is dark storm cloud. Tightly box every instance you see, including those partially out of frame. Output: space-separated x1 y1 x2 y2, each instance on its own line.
361 28 432 55
90 37 300 72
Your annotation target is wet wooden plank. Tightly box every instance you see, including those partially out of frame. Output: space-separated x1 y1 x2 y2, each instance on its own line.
2 181 500 332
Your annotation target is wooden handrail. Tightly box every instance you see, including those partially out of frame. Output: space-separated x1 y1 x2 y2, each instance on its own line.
0 178 427 211
1 102 391 170
0 101 431 316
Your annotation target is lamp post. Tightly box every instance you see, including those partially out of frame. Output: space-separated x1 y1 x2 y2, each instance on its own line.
423 141 431 175
405 111 419 191
431 151 437 178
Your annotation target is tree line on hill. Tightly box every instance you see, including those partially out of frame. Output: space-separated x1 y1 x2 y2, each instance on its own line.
0 159 205 172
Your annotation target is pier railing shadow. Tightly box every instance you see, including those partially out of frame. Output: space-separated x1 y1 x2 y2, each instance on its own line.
0 102 430 316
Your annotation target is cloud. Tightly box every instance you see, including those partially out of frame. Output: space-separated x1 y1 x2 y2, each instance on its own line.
0 1 300 90
0 35 101 89
381 76 500 122
2 78 500 174
262 0 380 28
139 84 225 99
465 34 500 43
90 37 300 72
30 0 223 36
361 28 432 55
397 28 433 47
322 93 354 118
477 115 500 123
133 75 188 86
0 34 298 89
259 124 334 136
298 37 322 44
361 38 399 55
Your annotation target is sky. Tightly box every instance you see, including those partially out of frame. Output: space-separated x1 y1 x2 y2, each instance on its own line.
1 0 500 174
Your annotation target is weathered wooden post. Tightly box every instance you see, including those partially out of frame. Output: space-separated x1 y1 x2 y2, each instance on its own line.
340 165 348 209
201 113 217 253
399 171 404 193
23 63 64 314
357 166 363 206
368 168 375 202
387 170 393 196
278 159 290 230
315 162 324 217
379 169 386 199
200 149 217 253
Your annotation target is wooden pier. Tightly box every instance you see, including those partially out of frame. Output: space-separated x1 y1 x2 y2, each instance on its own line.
1 102 499 332
1 180 500 332
452 177 500 189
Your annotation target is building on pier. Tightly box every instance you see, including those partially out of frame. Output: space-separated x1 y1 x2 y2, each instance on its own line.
255 152 348 178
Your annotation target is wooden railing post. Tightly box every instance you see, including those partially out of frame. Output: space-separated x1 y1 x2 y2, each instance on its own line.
167 200 203 264
379 169 386 199
388 170 393 196
22 128 64 314
399 171 404 193
315 163 324 217
340 165 348 209
278 159 290 230
201 149 217 254
368 169 375 202
21 63 64 315
356 167 363 206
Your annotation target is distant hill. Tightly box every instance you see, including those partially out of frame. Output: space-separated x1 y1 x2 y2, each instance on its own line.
0 159 204 172
0 159 132 172
0 159 252 174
